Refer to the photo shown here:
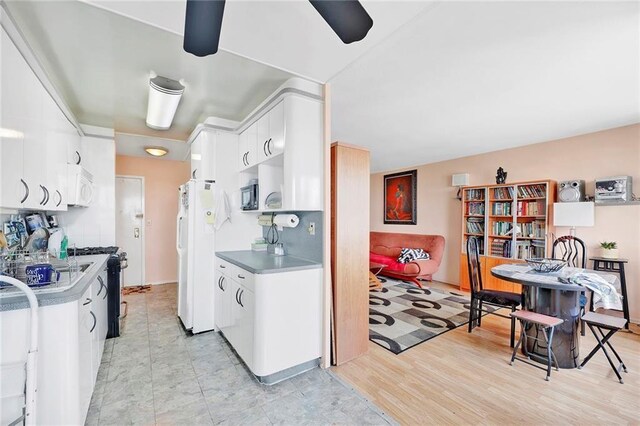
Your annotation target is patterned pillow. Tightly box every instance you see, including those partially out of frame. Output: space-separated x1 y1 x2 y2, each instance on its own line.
397 248 430 264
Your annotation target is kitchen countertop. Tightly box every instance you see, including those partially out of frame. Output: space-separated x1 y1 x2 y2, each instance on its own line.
216 251 322 274
0 254 109 311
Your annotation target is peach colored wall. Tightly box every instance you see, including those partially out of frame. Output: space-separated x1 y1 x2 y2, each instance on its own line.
370 124 640 322
116 155 191 284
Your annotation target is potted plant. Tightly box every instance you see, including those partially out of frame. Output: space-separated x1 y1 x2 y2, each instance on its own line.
600 241 619 259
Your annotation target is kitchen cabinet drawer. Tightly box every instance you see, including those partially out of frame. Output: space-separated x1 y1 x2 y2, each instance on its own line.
215 258 234 274
232 267 255 292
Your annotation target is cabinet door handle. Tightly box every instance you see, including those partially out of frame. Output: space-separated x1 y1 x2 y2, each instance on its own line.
20 179 29 203
217 276 222 290
220 277 225 291
75 150 81 165
267 138 272 155
192 169 197 179
83 297 92 305
263 140 268 156
238 289 244 307
55 190 62 206
235 288 240 305
102 283 108 300
44 186 50 205
237 274 245 280
243 152 247 166
220 264 226 269
39 185 47 205
97 279 103 296
89 311 97 332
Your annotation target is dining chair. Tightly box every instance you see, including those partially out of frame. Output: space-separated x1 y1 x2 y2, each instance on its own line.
466 237 521 347
552 235 589 335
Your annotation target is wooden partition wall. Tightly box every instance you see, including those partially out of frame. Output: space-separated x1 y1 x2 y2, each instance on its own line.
330 142 370 365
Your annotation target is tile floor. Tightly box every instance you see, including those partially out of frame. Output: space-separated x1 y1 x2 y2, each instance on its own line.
86 283 393 425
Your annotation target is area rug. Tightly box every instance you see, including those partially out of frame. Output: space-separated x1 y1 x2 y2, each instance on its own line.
369 277 496 354
122 285 151 295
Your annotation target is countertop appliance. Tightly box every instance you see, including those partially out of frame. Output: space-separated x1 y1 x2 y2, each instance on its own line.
241 182 259 211
67 165 94 207
177 179 216 333
68 246 127 338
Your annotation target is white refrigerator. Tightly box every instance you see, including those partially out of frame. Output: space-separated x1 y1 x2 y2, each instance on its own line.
177 179 216 333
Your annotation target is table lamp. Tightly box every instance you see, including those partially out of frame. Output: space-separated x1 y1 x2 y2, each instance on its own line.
553 202 595 236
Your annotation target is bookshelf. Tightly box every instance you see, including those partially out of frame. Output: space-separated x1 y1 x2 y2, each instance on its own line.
460 180 556 292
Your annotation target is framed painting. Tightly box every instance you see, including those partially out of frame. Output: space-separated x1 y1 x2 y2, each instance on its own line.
384 169 417 225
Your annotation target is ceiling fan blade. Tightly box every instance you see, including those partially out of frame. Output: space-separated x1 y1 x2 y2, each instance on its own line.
183 0 226 57
309 0 373 44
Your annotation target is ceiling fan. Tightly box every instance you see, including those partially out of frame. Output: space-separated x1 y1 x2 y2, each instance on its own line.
183 0 374 57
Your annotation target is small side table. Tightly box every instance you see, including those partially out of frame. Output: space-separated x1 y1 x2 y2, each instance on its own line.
590 257 629 330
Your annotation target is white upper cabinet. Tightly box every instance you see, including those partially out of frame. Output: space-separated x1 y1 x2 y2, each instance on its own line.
235 94 323 212
267 100 285 158
238 122 257 171
0 28 26 209
281 95 323 211
0 26 74 211
190 129 216 181
256 100 285 163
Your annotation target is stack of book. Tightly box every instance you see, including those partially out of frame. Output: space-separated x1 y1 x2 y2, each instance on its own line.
466 202 485 215
465 189 484 200
517 184 546 198
492 221 513 235
493 187 514 199
492 202 512 215
491 240 512 257
466 217 485 234
517 200 545 216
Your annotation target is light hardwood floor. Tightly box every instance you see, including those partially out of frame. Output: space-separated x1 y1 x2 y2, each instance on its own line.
333 281 640 425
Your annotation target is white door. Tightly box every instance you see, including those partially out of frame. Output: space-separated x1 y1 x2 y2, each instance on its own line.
115 176 144 286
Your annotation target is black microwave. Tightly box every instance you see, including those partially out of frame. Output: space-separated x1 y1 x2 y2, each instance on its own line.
241 183 259 210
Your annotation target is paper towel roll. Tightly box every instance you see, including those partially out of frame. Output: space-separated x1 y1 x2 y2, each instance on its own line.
273 214 299 228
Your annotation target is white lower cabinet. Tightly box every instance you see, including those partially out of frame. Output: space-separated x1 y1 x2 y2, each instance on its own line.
215 261 322 382
0 260 109 425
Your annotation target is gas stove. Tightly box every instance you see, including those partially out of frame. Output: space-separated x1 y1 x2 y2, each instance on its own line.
67 246 128 270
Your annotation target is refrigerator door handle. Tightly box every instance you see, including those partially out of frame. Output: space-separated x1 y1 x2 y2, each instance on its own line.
177 216 183 251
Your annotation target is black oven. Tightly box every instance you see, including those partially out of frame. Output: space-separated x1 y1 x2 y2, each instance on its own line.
241 183 259 210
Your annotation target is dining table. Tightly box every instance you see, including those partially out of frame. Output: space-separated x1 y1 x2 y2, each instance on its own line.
490 263 620 369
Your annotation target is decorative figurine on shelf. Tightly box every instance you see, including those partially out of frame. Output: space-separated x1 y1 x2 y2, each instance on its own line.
496 167 507 184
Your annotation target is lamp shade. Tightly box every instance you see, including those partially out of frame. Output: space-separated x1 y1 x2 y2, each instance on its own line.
553 202 595 227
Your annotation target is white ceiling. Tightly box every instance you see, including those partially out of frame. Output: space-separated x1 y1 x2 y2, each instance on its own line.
3 0 296 142
81 0 434 82
4 1 638 169
114 133 190 161
330 1 640 172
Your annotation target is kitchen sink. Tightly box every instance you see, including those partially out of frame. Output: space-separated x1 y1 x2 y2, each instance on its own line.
0 262 94 298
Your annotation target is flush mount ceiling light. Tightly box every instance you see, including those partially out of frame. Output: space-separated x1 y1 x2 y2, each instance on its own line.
183 0 373 57
144 146 169 157
146 76 185 130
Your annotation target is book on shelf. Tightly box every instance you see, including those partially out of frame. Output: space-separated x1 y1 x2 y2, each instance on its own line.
490 239 512 257
517 200 546 216
466 217 485 234
465 201 485 215
492 221 513 235
517 184 546 198
515 240 545 259
518 220 546 238
465 188 485 201
491 202 512 216
492 187 514 200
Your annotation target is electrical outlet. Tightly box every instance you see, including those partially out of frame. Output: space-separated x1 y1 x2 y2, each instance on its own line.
308 222 316 235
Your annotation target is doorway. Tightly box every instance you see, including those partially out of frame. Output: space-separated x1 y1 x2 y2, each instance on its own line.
116 175 145 286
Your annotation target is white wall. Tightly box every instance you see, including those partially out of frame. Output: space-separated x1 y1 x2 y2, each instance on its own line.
58 136 115 247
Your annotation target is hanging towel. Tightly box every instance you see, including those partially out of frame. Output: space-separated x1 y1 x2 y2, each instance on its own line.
214 190 231 230
568 272 623 311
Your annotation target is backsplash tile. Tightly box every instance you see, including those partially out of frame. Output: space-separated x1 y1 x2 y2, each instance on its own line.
261 211 323 263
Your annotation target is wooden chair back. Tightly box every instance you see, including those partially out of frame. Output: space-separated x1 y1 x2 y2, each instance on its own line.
552 235 586 268
466 237 483 295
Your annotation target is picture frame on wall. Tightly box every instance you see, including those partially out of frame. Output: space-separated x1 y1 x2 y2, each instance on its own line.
383 169 417 225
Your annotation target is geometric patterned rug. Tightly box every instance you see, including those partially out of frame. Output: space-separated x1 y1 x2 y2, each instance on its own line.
369 277 497 354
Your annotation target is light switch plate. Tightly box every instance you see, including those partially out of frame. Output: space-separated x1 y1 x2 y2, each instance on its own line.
308 222 315 235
